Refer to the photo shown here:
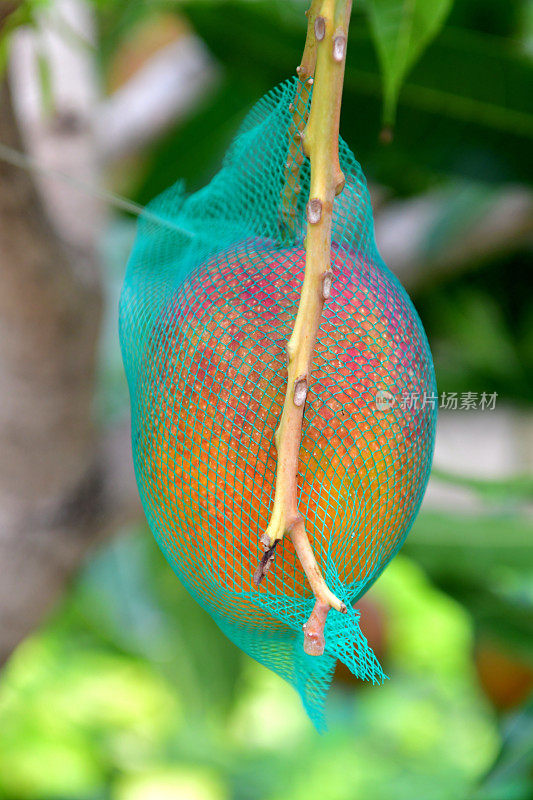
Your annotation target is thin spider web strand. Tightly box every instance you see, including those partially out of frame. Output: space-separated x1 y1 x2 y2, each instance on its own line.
0 141 192 236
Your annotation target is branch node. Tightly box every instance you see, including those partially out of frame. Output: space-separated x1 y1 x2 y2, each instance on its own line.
332 30 347 62
293 377 308 407
306 197 323 224
253 541 279 586
322 271 333 299
314 16 326 41
287 338 296 359
259 532 272 550
335 175 346 196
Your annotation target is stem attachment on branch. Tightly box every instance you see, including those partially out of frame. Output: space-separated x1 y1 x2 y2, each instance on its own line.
257 0 352 656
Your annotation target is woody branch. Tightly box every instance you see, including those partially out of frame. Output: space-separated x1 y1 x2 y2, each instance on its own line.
256 0 352 657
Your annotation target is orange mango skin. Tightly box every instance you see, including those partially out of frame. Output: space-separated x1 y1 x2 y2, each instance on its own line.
138 245 435 628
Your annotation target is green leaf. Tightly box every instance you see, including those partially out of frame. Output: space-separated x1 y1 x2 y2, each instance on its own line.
366 0 454 124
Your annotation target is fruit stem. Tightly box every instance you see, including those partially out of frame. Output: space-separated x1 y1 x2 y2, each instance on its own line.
257 0 352 656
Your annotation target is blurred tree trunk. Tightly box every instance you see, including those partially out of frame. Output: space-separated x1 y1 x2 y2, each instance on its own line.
0 78 140 665
0 0 212 668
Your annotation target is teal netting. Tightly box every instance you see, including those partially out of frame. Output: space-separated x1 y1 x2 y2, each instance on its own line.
119 77 437 729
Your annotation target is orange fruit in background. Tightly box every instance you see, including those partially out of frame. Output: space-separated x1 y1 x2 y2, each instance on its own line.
137 244 435 629
475 638 533 712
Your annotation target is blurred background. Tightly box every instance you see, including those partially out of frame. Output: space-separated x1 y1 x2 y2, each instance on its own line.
0 1 532 798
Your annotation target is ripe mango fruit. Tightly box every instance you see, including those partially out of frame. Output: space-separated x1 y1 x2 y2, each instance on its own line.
136 243 436 630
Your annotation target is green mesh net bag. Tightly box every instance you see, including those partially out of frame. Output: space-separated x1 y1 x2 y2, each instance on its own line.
120 77 437 729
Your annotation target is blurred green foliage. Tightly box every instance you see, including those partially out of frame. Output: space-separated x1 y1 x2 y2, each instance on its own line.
0 0 532 797
416 253 533 404
125 0 533 201
0 529 503 800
